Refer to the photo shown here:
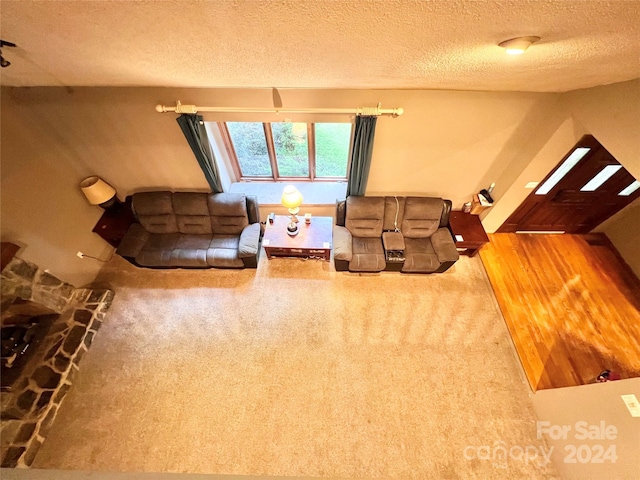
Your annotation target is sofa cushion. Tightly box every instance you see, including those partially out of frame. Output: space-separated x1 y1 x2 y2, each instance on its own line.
210 234 240 250
144 233 180 251
136 249 174 267
173 193 212 234
401 197 443 238
402 253 440 273
206 247 244 268
173 192 210 215
166 234 212 267
383 196 406 231
116 223 149 258
176 215 212 234
138 214 178 234
134 192 178 234
175 234 213 250
402 237 439 273
170 249 209 267
133 191 173 215
208 193 249 235
431 227 459 263
350 237 385 272
345 196 385 238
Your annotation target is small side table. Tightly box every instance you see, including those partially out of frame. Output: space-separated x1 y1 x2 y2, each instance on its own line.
448 211 489 257
92 196 136 248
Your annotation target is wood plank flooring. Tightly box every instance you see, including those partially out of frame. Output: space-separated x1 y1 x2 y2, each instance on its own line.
479 233 640 391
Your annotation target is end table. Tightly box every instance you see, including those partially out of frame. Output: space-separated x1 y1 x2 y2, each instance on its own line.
92 196 136 248
448 211 490 257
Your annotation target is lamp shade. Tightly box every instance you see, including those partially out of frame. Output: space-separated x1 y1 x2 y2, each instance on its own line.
79 176 117 205
281 185 303 209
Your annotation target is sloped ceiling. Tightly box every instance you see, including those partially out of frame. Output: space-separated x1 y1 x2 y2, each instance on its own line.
0 0 639 92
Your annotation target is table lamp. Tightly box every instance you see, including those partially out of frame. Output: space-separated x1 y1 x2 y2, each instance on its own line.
80 176 119 210
281 185 303 236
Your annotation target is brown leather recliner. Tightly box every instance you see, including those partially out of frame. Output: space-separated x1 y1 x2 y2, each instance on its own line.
332 196 459 273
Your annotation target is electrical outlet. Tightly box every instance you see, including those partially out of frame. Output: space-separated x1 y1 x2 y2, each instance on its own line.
76 251 84 259
621 394 640 417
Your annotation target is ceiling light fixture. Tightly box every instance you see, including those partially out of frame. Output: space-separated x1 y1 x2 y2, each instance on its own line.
499 36 540 55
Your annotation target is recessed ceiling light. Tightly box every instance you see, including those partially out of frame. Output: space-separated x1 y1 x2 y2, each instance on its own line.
499 36 541 55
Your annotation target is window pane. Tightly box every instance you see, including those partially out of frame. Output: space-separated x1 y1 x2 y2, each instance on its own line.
580 165 622 191
227 122 271 176
272 123 309 177
315 123 351 177
535 147 590 195
619 180 640 196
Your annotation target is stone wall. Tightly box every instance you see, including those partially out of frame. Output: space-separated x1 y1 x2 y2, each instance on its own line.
1 257 114 468
1 257 76 319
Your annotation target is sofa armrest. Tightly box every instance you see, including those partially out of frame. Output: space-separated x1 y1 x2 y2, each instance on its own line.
238 222 261 258
439 199 453 227
431 227 459 263
382 231 405 251
116 223 149 258
245 195 260 225
333 225 353 261
335 199 347 227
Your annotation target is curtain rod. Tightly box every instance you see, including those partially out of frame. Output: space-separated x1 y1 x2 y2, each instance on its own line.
155 101 404 117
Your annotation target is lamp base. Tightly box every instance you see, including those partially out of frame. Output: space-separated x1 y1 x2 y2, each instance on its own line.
99 196 122 212
286 222 299 236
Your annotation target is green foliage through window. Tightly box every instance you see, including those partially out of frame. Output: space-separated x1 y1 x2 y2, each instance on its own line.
272 123 309 177
226 122 271 176
224 121 351 180
316 123 351 177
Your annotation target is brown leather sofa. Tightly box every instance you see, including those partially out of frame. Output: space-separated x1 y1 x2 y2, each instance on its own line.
116 192 261 268
332 196 459 273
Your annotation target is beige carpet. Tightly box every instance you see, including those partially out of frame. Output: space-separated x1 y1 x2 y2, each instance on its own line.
32 253 559 479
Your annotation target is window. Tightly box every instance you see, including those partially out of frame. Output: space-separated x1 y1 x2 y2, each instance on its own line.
220 122 352 181
619 180 640 196
580 165 622 191
535 147 591 195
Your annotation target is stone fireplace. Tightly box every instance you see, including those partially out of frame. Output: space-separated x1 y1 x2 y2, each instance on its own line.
1 253 114 468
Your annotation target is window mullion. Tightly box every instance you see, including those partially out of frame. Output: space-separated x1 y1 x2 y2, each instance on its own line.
219 122 243 179
263 123 279 180
308 123 316 181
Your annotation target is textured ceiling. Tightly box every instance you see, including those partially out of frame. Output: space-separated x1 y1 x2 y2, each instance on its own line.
1 0 639 92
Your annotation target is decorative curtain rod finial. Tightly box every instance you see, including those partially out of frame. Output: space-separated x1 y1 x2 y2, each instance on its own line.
156 101 197 114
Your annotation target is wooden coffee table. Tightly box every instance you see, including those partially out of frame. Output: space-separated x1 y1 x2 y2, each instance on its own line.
262 215 333 261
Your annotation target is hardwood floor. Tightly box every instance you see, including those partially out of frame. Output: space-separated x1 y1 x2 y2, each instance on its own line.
479 233 640 391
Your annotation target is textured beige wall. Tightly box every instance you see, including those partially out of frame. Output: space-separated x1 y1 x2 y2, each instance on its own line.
533 377 640 479
563 79 640 178
1 83 638 284
594 198 640 277
0 91 108 286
